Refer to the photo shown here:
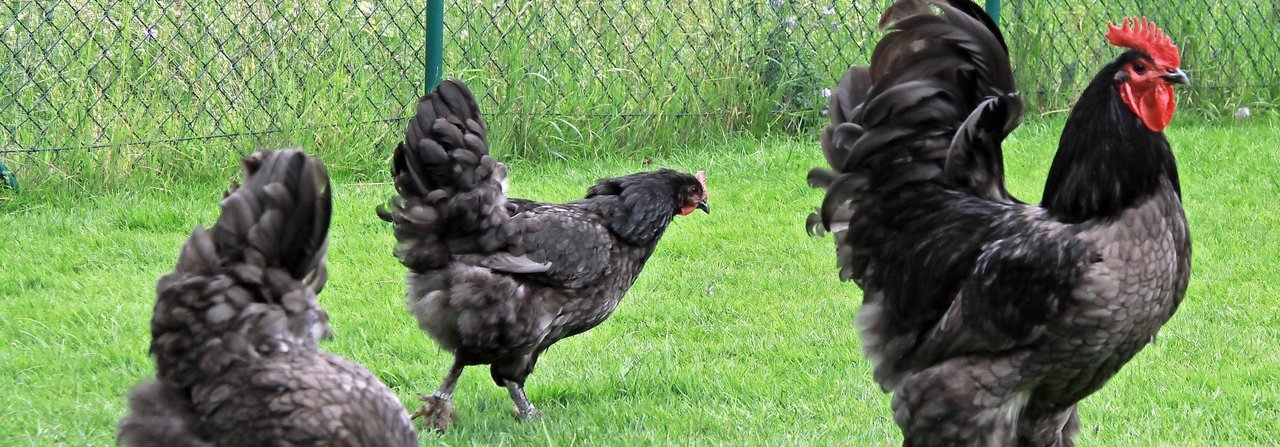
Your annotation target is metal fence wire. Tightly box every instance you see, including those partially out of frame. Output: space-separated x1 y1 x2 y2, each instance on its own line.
3 1 1277 184
1 0 427 185
446 0 1278 119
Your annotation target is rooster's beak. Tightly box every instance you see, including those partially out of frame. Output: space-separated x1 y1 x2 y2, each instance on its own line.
1162 68 1189 85
697 200 710 214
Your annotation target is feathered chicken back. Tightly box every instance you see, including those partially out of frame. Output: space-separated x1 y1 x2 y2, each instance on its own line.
119 149 417 447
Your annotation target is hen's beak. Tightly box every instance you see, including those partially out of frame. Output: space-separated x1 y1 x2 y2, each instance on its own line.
696 200 710 214
1162 68 1189 85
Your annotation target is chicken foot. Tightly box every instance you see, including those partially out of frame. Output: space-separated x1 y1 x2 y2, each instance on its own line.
411 359 464 432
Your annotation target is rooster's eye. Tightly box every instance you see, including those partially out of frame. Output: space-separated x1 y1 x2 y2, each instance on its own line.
1132 63 1146 75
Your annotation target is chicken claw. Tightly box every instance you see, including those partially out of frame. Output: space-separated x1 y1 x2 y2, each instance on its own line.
410 392 458 433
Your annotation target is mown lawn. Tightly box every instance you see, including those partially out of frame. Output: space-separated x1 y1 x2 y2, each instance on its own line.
0 116 1277 445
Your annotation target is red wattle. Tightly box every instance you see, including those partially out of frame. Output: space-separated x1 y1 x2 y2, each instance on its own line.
1119 81 1176 132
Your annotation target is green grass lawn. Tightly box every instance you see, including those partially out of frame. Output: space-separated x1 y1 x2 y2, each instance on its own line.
1 116 1278 445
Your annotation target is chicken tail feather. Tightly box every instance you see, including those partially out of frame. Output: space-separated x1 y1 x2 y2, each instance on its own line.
148 148 333 389
125 149 335 446
208 148 332 289
379 79 510 272
809 0 1017 283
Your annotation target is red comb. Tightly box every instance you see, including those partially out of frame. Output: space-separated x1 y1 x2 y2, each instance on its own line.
1106 17 1180 69
695 170 708 197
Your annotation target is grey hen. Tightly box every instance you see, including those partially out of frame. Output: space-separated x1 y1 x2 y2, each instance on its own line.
377 79 708 431
807 1 1191 445
118 149 418 446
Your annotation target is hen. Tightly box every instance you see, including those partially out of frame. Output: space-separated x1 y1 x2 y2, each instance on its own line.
807 1 1191 445
377 79 708 431
118 149 418 446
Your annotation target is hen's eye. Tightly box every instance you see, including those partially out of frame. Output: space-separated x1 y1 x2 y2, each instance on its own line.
1132 63 1146 74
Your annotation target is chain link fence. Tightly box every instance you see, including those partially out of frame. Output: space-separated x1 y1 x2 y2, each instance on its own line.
1 0 426 187
1003 0 1280 113
3 0 1277 189
446 0 1278 122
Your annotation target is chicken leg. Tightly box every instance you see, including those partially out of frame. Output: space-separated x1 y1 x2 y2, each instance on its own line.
505 380 541 421
411 359 464 432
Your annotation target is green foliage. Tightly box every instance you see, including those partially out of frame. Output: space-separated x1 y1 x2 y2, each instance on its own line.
1004 0 1280 112
3 0 1276 192
0 1 422 192
1 118 1278 445
754 1 838 133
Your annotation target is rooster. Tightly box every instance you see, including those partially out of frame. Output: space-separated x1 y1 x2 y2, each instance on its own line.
378 79 708 431
118 149 418 446
807 0 1191 445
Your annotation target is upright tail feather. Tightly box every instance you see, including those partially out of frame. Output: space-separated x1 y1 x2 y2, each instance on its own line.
820 0 1015 185
150 148 333 385
210 148 332 289
121 148 333 446
808 0 1020 278
379 79 510 272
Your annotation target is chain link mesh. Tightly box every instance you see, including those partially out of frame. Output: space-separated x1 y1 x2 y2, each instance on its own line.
2 1 1276 185
446 0 1278 120
1 0 425 184
447 1 874 114
1004 0 1280 113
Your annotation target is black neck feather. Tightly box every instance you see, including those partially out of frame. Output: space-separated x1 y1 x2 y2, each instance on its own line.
1041 53 1181 223
585 170 684 246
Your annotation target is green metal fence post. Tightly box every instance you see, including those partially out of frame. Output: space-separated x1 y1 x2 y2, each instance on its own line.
0 161 17 193
425 0 444 94
984 0 1001 24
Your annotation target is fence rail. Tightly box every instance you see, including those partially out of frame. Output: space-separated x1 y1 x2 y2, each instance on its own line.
2 0 1276 187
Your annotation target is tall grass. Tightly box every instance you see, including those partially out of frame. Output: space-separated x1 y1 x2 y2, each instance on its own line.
0 0 1276 194
444 1 880 160
1005 0 1280 113
1 1 425 191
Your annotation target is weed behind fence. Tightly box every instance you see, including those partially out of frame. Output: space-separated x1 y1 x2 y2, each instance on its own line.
2 0 1276 190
